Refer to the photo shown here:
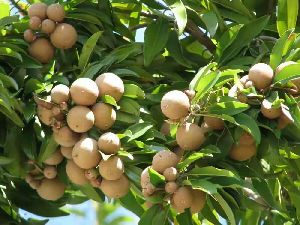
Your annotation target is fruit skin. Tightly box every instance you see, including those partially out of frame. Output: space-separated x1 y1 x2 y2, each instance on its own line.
261 99 282 119
46 4 65 22
163 167 177 181
165 181 178 194
160 122 170 135
28 3 48 20
176 123 205 151
99 156 124 181
204 116 225 130
69 78 99 106
44 150 64 165
92 103 116 130
140 167 155 193
50 23 77 49
28 38 55 64
172 186 193 210
60 146 73 159
66 160 88 185
72 137 102 169
100 175 130 199
51 84 70 104
85 168 99 180
239 131 255 146
98 132 121 155
53 126 80 147
29 16 41 30
229 144 257 161
190 189 206 214
67 106 95 133
43 166 57 179
24 29 36 43
248 63 274 90
95 73 124 102
37 178 65 201
29 180 41 190
37 106 53 125
152 150 179 173
161 90 190 120
240 75 249 86
41 19 56 34
142 183 156 197
90 177 102 188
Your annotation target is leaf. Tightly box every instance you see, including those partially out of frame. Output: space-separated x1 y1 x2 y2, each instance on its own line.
38 135 59 163
0 73 18 90
200 11 218 37
0 2 9 18
252 178 277 207
176 210 194 225
119 97 140 116
277 0 298 36
152 206 170 225
0 47 22 61
164 0 187 35
0 15 18 30
178 152 214 170
187 166 237 178
78 184 104 202
101 95 118 108
208 101 249 116
78 31 103 71
125 122 153 141
144 18 170 66
138 205 160 225
120 190 145 217
148 167 166 186
186 179 220 195
189 62 217 90
211 0 253 19
0 156 12 165
273 63 300 83
116 111 139 124
212 193 236 225
124 84 145 99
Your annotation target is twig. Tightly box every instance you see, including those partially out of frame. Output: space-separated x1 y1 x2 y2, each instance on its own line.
129 23 149 31
8 0 27 16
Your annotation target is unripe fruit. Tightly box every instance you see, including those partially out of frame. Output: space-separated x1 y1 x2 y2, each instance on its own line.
67 106 94 133
163 167 177 181
66 160 88 185
92 103 116 130
239 132 255 146
44 150 64 166
165 181 178 194
50 23 77 49
172 186 193 210
41 19 56 34
70 78 99 106
160 122 170 135
261 99 281 119
53 126 80 147
29 16 41 30
152 150 179 173
85 168 99 180
43 166 57 179
60 146 73 159
229 144 256 161
24 29 36 43
100 175 130 199
95 73 124 102
161 90 190 120
190 189 206 214
37 106 53 125
28 38 54 64
98 132 121 155
51 84 70 104
176 123 205 151
28 3 48 20
72 137 101 169
248 63 274 90
203 116 225 130
46 4 65 22
99 156 124 181
37 178 65 201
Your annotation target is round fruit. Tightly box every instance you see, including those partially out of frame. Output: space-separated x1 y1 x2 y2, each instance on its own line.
53 126 80 147
29 16 41 30
37 106 53 125
173 146 185 160
171 199 185 214
163 167 177 181
244 80 254 88
275 61 296 75
97 132 121 155
29 180 41 190
152 150 179 173
51 84 70 104
50 23 77 49
239 131 255 146
161 90 190 120
43 166 57 179
184 90 195 101
69 78 99 106
172 186 193 210
92 103 116 130
95 73 124 102
24 29 36 43
41 19 56 34
248 63 274 90
72 137 101 169
165 181 178 194
190 189 206 214
60 146 73 159
99 156 124 181
278 113 293 129
90 177 102 188
261 99 282 119
44 150 64 165
67 106 95 133
229 144 257 161
66 160 88 185
28 38 55 64
28 3 48 19
160 122 170 135
142 183 156 197
85 168 98 180
140 167 154 189
176 123 205 151
100 175 130 199
37 178 65 201
200 122 213 133
203 116 225 130
25 174 33 184
46 4 65 22
240 75 249 85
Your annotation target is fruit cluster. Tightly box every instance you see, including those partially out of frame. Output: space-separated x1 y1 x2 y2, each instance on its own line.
24 3 77 63
27 73 130 201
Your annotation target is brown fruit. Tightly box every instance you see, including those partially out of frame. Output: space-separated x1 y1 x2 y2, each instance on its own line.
200 122 213 133
67 106 95 133
261 99 281 119
173 146 185 160
60 146 73 159
44 150 64 165
184 90 195 101
46 4 65 22
50 23 77 49
99 156 124 181
85 168 99 180
229 144 256 161
239 131 255 146
66 160 88 185
95 73 124 102
248 63 274 90
176 123 205 151
43 166 57 179
69 78 99 106
152 150 179 173
28 3 48 19
24 29 36 43
90 177 102 188
172 186 193 210
160 122 170 135
161 90 190 120
240 75 249 86
92 103 116 130
140 167 154 188
244 80 254 88
25 174 33 183
37 106 53 125
29 16 41 30
72 137 101 169
165 181 178 194
41 19 56 34
37 178 65 201
190 189 206 214
100 175 130 199
163 167 177 181
203 116 225 130
51 84 70 104
29 179 41 190
278 113 293 129
53 126 80 147
28 38 55 64
142 183 156 197
98 132 121 155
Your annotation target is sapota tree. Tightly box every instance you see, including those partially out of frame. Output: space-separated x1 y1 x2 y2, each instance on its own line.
0 0 300 224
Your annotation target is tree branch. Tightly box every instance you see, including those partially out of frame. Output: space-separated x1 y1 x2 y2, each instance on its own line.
8 0 27 16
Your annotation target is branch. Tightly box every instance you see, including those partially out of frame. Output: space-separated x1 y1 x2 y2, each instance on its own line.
8 0 27 16
129 23 149 31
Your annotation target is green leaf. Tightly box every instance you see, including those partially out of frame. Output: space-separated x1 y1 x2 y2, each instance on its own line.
273 63 300 83
38 135 59 163
252 178 277 207
0 156 12 165
152 206 170 225
101 95 118 108
189 62 217 90
78 184 104 202
124 84 145 99
119 98 140 116
78 31 103 71
277 0 298 36
148 167 166 186
144 18 170 66
125 122 153 141
164 0 187 35
212 193 236 225
178 151 214 170
187 166 237 178
0 15 18 30
0 2 9 18
208 101 249 116
176 209 194 225
138 205 160 225
186 179 220 195
0 47 22 61
120 190 145 217
0 73 18 90
200 11 218 37
116 111 139 124
211 0 254 19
